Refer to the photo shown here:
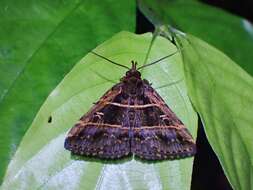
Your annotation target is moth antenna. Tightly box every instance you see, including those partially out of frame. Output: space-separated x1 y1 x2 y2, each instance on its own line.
137 51 178 70
91 51 130 70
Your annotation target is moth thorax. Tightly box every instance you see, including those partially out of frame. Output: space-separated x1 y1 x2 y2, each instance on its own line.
123 78 144 97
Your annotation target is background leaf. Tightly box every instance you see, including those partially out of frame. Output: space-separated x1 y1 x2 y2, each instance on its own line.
1 32 197 190
176 33 253 190
138 0 253 75
0 0 135 182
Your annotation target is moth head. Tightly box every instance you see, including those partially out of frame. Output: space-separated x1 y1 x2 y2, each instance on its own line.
124 61 141 79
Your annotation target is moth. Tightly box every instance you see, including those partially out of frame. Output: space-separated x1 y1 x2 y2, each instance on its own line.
64 51 196 160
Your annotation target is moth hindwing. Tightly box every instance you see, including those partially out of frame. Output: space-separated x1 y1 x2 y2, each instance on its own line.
64 60 196 160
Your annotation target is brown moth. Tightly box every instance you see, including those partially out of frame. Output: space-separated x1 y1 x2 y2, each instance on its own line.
64 52 196 160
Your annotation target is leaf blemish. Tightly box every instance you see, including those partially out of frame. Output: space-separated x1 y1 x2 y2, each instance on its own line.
48 116 52 123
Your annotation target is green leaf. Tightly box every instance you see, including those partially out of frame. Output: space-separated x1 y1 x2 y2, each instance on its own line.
176 33 253 190
1 32 197 190
0 0 135 182
138 0 253 75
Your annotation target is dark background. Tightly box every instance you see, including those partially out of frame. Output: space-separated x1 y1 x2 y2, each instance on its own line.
136 1 253 190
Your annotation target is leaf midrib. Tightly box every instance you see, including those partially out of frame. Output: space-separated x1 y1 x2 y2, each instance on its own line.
0 0 84 105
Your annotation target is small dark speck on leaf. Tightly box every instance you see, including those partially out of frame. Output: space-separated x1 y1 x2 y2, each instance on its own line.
48 116 52 123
